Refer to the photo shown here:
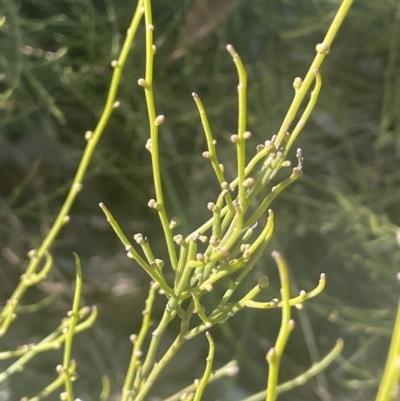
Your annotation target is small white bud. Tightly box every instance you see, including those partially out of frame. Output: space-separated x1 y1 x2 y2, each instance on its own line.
155 115 165 126
85 130 93 140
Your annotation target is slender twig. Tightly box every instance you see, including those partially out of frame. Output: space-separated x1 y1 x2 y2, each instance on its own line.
100 375 111 401
141 0 178 271
227 44 247 210
245 273 326 309
121 282 158 401
99 203 174 297
164 361 238 401
193 332 215 401
0 306 97 383
0 0 145 336
266 252 293 401
24 361 77 401
241 339 344 401
375 300 400 401
62 253 83 400
192 93 226 186
273 0 354 148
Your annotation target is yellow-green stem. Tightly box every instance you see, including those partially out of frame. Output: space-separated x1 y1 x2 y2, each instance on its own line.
266 252 292 401
227 44 247 210
273 0 354 149
121 282 157 401
242 340 343 401
375 301 400 401
0 0 145 335
143 0 178 271
193 332 215 401
62 253 83 400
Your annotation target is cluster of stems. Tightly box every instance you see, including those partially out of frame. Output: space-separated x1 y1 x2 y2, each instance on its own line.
0 2 146 399
97 1 355 400
3 0 382 400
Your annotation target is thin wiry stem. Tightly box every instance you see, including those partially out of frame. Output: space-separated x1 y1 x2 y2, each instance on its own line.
94 1 353 399
227 44 248 210
164 361 238 401
142 0 178 271
266 252 293 401
25 361 76 401
121 282 158 401
193 332 215 401
245 273 326 309
375 300 400 401
273 0 354 148
242 340 344 401
0 307 97 383
0 0 145 336
192 92 226 186
62 253 83 400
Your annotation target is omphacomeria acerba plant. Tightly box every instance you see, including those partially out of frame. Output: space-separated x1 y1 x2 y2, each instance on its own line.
9 0 400 400
99 0 353 400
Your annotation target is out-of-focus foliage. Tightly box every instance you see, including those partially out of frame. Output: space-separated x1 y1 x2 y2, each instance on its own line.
0 0 399 400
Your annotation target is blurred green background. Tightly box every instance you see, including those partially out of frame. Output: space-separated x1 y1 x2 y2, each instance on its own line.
0 0 399 400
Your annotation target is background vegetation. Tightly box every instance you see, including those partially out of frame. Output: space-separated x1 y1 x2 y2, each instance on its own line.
0 0 399 400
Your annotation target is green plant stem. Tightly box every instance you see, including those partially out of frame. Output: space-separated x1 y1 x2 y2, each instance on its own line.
24 361 76 401
227 44 247 210
212 190 228 239
273 0 354 149
375 301 400 401
100 376 111 401
99 203 174 297
0 0 145 336
135 334 186 401
209 205 243 262
175 241 189 286
195 211 274 294
247 210 274 255
186 206 228 241
192 93 226 185
241 339 344 401
135 235 156 264
0 306 97 383
62 253 83 401
176 239 199 295
134 304 195 397
164 361 239 401
0 252 53 335
185 285 263 340
193 332 215 401
245 273 326 309
218 285 263 318
121 282 157 401
164 360 238 401
218 225 274 307
143 0 178 271
245 168 301 229
285 70 322 153
10 295 54 315
185 142 276 243
266 252 293 401
135 308 174 389
191 291 213 328
185 141 281 245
